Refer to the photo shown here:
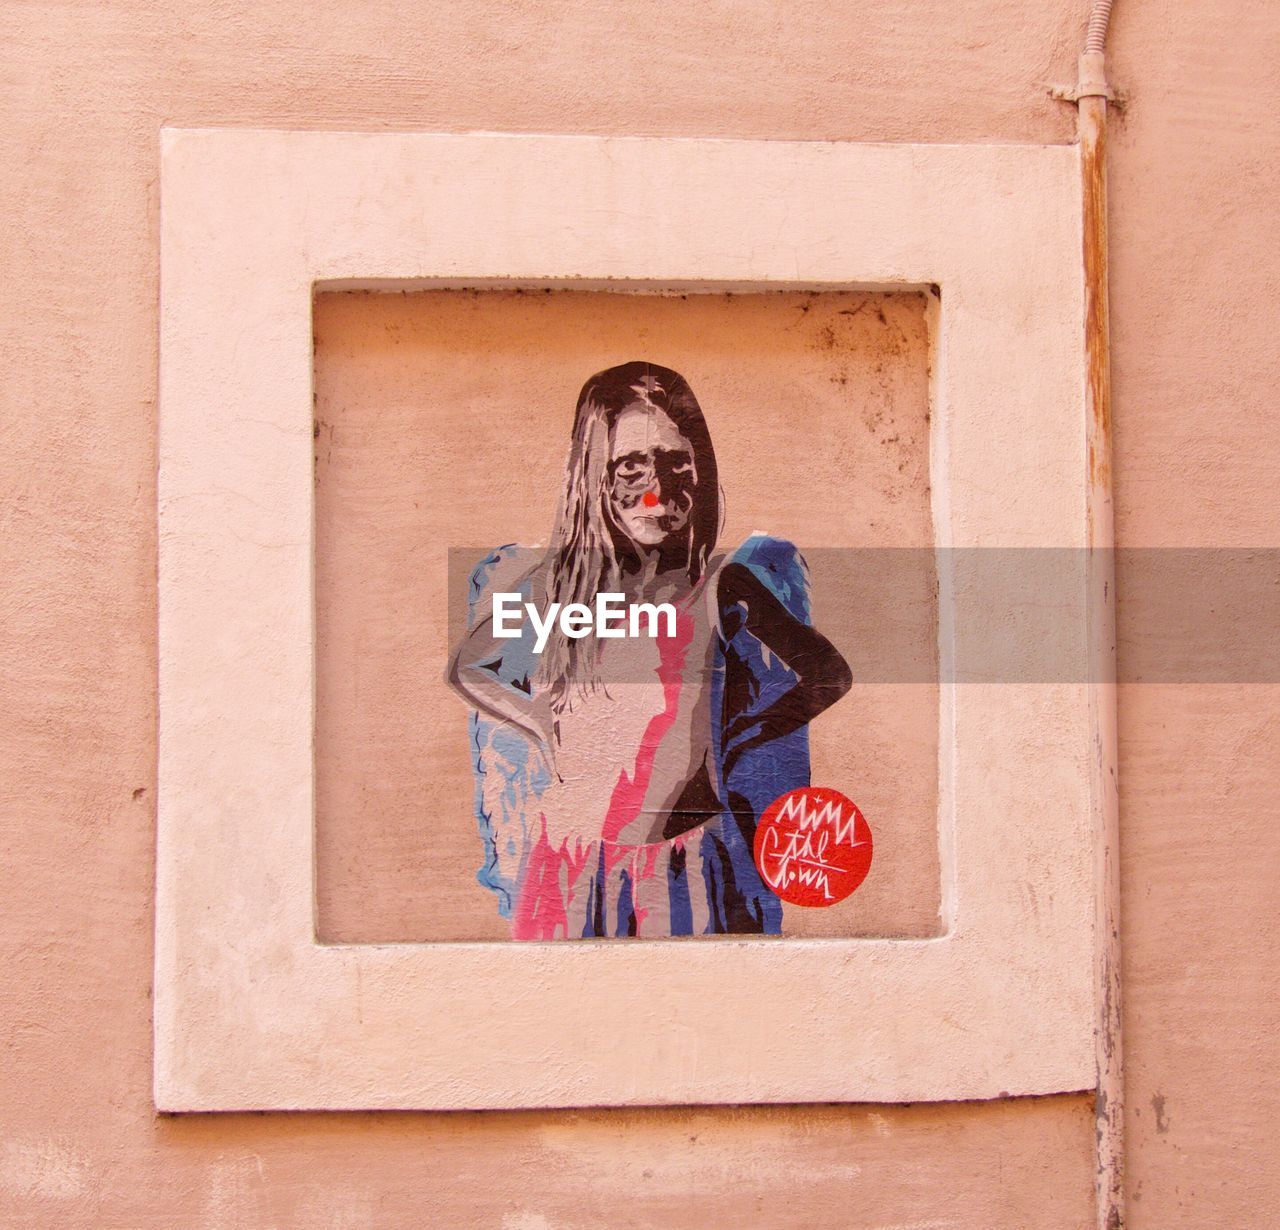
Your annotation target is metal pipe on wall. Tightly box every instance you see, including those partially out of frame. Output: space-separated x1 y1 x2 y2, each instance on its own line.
1075 2 1122 1227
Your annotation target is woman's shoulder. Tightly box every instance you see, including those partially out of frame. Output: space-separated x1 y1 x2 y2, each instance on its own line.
716 534 808 592
467 545 544 612
727 533 805 572
706 535 812 627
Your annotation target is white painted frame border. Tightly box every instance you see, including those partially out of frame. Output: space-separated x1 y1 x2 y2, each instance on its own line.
157 129 1094 1111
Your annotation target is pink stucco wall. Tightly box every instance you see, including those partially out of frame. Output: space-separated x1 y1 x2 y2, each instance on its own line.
1 1 1276 1226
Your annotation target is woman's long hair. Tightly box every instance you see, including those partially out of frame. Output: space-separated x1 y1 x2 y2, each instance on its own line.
535 361 721 713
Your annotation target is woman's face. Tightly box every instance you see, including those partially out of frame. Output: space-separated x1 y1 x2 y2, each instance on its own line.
607 402 697 549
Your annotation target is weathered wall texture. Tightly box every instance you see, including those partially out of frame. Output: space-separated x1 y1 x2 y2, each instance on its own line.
1106 3 1280 1225
0 0 1275 1226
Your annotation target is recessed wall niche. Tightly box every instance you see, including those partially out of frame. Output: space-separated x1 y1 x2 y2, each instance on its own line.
159 130 1094 1109
313 287 940 943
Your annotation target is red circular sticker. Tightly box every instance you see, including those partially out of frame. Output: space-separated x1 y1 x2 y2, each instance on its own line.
753 787 873 908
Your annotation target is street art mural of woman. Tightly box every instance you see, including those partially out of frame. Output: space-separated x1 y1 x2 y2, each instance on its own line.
448 361 852 939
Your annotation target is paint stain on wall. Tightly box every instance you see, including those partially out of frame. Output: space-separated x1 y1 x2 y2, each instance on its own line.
1 1139 94 1204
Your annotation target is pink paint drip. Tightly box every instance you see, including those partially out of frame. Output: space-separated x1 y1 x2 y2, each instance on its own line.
512 817 590 941
510 607 695 940
600 606 693 845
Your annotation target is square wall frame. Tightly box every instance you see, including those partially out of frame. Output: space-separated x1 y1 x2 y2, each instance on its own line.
157 129 1095 1110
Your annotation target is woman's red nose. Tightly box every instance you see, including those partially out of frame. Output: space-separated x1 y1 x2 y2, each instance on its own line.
641 491 660 508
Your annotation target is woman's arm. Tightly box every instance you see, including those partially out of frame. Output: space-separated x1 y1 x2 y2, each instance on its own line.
448 615 559 774
717 560 852 779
